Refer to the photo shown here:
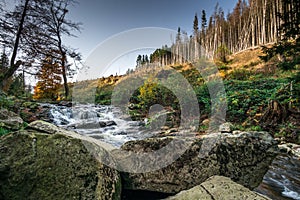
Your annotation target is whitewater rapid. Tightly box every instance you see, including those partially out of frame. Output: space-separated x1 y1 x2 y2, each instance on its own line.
48 104 151 147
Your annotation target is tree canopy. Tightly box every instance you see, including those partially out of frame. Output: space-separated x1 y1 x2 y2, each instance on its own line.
0 0 81 98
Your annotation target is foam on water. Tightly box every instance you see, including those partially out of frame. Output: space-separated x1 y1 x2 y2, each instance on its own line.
255 154 300 200
282 187 300 200
48 104 149 147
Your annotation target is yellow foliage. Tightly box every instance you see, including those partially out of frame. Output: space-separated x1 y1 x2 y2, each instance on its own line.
138 77 159 107
33 56 62 100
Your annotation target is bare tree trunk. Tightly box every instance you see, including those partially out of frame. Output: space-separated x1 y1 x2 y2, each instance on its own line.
251 6 256 47
262 0 267 44
0 0 29 90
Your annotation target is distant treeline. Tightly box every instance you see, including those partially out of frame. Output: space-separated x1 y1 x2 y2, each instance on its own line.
137 0 299 67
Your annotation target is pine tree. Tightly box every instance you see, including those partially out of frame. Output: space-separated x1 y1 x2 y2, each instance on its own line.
201 10 207 55
0 51 9 71
201 10 207 32
136 54 142 67
193 13 199 36
145 55 149 63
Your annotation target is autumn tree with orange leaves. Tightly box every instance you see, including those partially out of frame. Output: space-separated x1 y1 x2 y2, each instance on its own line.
33 56 62 100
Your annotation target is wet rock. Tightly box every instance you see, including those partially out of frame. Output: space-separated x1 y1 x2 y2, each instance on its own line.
73 120 117 130
278 143 300 158
57 101 72 107
0 109 23 130
99 121 107 127
165 176 270 200
19 103 52 123
106 121 117 127
0 121 121 200
114 131 127 136
120 131 278 193
100 121 117 127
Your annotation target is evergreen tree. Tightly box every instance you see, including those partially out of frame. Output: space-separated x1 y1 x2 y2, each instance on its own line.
145 55 149 63
136 55 142 67
8 73 25 97
193 13 199 36
176 27 181 43
0 51 9 71
201 10 207 32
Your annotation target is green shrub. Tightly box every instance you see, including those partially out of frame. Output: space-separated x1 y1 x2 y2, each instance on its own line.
227 69 252 80
0 94 14 109
138 78 178 112
225 78 289 122
278 61 297 70
95 89 112 105
0 127 10 136
195 84 210 114
247 125 263 131
218 65 230 70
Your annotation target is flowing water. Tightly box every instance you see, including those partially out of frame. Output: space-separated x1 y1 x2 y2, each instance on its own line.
255 154 300 200
47 104 300 200
48 104 152 147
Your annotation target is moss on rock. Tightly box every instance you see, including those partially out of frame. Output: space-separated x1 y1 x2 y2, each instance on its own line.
0 122 121 200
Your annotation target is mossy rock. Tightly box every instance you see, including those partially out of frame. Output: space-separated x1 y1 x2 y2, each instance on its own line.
166 176 270 200
22 101 39 110
0 109 23 130
0 125 121 200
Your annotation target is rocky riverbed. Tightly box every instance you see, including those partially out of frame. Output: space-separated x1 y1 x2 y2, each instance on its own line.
0 105 300 199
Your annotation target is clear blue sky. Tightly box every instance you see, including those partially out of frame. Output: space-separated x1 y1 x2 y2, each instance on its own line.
66 0 238 61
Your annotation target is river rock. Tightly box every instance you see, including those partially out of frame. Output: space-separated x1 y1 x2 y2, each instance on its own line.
75 120 117 129
165 176 270 200
121 131 278 193
57 101 72 107
19 103 52 123
219 122 234 133
278 143 300 158
28 120 61 134
0 120 121 200
0 109 23 130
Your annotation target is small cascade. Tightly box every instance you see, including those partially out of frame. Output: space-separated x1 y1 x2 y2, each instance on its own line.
255 154 300 200
48 104 74 125
47 104 150 147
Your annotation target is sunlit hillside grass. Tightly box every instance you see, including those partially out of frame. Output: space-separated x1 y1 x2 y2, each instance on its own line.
63 47 299 143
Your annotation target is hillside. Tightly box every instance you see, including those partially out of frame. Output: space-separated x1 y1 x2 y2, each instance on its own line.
70 47 299 144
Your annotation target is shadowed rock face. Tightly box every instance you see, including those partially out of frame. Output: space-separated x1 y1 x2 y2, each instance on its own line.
0 121 121 200
120 132 278 194
165 176 270 200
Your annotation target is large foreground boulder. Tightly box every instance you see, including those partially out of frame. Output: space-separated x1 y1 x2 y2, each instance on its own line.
0 121 121 200
165 176 270 200
121 131 278 193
